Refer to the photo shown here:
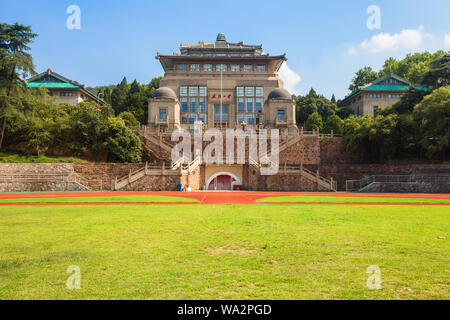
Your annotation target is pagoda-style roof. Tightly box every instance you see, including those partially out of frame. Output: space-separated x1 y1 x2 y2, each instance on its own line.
156 54 287 72
178 33 264 55
25 69 105 104
342 74 431 104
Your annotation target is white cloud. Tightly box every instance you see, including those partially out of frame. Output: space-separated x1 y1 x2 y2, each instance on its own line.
278 63 302 95
445 34 450 47
348 26 437 55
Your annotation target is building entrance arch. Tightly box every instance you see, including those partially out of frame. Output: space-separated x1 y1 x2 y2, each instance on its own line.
206 172 242 190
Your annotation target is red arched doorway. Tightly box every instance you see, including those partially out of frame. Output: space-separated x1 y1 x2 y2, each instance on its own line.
206 172 242 191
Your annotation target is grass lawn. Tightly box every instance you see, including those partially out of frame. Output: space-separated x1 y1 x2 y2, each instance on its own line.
0 204 448 299
0 195 198 203
0 150 88 163
257 195 450 204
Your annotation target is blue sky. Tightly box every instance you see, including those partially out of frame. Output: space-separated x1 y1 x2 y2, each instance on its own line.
2 0 450 99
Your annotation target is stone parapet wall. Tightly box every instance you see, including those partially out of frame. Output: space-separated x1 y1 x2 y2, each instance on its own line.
306 163 450 191
0 163 74 174
362 182 450 193
0 181 87 192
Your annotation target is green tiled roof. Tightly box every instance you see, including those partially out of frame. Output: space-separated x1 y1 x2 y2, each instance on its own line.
26 82 80 89
25 69 105 104
360 84 430 91
342 74 431 103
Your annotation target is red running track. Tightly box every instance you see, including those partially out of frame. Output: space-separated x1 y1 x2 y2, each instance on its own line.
0 191 449 205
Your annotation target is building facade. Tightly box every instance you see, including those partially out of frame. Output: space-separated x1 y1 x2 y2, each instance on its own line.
142 33 307 190
147 33 297 135
26 69 104 105
341 74 430 116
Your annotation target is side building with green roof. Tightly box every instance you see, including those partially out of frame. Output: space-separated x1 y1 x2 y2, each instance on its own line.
25 69 104 105
341 74 430 116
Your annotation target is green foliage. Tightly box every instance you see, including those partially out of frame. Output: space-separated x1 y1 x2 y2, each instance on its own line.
379 87 431 115
69 101 109 154
342 114 400 161
0 22 37 148
348 66 378 92
422 53 450 89
413 86 450 159
296 88 337 125
323 114 344 134
342 85 449 161
0 149 86 163
118 111 139 127
379 51 446 84
305 112 323 131
103 117 142 163
336 106 353 119
101 76 162 124
111 77 128 114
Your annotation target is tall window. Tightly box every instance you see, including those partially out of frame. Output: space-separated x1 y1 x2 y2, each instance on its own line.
214 105 229 127
180 86 208 124
216 64 227 72
236 86 264 125
159 108 167 120
277 109 285 121
231 64 240 72
256 64 266 72
244 64 253 72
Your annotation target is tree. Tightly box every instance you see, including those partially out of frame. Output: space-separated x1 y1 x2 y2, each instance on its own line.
413 85 450 159
348 66 378 92
110 77 127 114
23 89 55 156
122 80 148 123
118 111 139 127
422 53 450 88
330 94 336 104
295 89 337 125
323 114 344 134
378 51 446 84
305 112 323 131
336 106 353 119
0 23 37 148
69 101 108 154
103 117 142 163
380 87 431 115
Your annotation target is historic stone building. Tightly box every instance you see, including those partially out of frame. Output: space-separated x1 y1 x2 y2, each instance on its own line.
341 74 430 116
26 69 104 105
137 34 340 191
147 33 297 135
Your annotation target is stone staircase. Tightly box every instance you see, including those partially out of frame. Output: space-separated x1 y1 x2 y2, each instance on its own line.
137 125 174 162
0 172 90 192
111 156 201 191
250 159 336 191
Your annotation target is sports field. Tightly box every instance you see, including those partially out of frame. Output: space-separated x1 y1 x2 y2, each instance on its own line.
0 192 448 299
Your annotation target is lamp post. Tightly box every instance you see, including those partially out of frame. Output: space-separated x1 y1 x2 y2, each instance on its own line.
97 92 103 105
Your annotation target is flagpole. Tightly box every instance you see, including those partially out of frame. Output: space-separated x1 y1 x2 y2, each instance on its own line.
220 65 223 128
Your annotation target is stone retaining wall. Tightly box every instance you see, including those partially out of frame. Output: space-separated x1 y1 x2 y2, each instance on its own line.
0 181 87 192
362 182 450 193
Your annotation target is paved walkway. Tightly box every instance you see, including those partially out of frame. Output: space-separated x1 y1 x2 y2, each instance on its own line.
0 191 449 205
